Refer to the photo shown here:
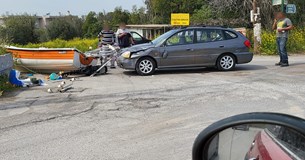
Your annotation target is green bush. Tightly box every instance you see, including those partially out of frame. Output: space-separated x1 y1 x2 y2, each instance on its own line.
260 27 305 55
0 47 6 55
0 74 16 94
17 38 99 52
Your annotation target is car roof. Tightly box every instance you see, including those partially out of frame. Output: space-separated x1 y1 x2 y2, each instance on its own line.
178 26 235 31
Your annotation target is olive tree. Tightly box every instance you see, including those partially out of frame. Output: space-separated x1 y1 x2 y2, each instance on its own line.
0 15 37 44
47 16 82 40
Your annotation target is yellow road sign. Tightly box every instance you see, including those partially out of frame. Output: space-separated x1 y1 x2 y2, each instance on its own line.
171 13 190 26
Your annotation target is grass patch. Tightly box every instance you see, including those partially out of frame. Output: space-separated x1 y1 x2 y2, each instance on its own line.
16 38 99 53
0 74 17 96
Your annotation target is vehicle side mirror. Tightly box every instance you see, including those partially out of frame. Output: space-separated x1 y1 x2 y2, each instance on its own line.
192 113 305 160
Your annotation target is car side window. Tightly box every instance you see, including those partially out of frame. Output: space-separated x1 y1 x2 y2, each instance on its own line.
196 30 209 43
209 29 224 42
196 29 224 43
267 125 305 159
131 32 143 41
224 30 238 40
166 30 194 46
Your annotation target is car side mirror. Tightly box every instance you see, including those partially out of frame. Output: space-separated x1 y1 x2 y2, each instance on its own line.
192 113 305 160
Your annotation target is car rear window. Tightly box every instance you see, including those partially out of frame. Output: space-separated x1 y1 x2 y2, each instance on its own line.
223 30 238 40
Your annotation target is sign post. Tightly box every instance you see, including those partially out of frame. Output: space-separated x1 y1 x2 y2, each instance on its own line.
281 0 285 12
252 0 261 54
171 13 190 26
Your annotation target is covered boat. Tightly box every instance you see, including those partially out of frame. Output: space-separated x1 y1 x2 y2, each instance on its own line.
7 46 97 73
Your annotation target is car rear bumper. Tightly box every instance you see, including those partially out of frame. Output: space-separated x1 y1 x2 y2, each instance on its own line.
236 52 253 64
117 56 137 70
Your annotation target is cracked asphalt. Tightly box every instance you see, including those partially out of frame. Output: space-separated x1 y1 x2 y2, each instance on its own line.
1 55 305 160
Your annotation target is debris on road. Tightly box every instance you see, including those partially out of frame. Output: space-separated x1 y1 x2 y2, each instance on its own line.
49 73 63 80
47 77 77 93
9 69 46 87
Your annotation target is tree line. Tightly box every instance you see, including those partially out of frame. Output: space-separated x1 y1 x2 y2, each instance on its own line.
145 0 304 27
0 0 304 45
0 6 147 45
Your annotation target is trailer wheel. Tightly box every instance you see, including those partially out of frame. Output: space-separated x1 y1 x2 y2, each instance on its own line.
97 66 108 75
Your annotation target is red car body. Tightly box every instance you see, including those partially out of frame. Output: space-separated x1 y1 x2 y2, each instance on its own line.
246 130 293 160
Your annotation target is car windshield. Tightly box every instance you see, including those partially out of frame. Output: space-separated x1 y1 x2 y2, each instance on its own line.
151 29 178 46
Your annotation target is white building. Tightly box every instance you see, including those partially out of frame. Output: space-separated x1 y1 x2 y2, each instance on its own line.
127 24 172 39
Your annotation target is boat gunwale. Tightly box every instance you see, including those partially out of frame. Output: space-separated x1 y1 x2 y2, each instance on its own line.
6 46 82 53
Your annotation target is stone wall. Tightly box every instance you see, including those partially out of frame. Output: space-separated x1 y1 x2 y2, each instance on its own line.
0 54 13 76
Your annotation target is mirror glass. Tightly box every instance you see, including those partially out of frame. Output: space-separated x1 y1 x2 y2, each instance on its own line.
206 124 305 160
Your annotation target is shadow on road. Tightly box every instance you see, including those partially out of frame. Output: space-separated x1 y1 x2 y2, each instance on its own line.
234 65 268 71
123 65 268 76
288 62 305 67
123 67 213 76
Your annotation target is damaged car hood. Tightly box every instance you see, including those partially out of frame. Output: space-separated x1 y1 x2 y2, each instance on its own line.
127 43 155 53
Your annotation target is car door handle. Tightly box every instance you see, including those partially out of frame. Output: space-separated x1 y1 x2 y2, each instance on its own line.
186 48 194 51
219 45 225 48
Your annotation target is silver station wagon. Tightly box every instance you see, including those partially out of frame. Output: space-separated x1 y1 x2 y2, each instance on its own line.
117 26 253 76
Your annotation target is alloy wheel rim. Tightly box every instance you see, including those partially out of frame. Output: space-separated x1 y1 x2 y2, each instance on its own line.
139 60 153 74
220 56 234 69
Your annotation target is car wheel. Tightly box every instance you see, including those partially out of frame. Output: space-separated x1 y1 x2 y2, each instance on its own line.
136 57 156 76
217 54 236 71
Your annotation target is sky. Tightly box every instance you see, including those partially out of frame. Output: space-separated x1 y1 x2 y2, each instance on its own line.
0 0 145 16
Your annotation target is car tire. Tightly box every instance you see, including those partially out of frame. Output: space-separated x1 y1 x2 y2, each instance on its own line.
217 54 236 71
136 57 156 76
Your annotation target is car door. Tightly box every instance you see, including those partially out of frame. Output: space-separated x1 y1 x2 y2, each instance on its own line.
130 31 151 45
194 29 228 65
159 29 196 68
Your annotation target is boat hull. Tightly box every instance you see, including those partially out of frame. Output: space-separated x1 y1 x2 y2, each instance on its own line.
14 59 75 73
7 47 97 73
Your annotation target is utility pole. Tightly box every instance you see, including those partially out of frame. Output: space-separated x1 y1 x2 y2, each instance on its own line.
281 0 285 12
252 0 261 54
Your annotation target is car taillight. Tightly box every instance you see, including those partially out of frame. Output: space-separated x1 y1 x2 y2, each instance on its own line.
244 40 251 48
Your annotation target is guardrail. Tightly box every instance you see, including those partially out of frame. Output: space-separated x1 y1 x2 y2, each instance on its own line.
0 53 13 76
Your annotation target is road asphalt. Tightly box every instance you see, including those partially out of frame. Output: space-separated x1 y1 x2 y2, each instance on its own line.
0 55 305 160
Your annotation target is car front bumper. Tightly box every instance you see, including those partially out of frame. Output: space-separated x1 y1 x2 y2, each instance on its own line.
236 52 253 64
117 56 138 70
